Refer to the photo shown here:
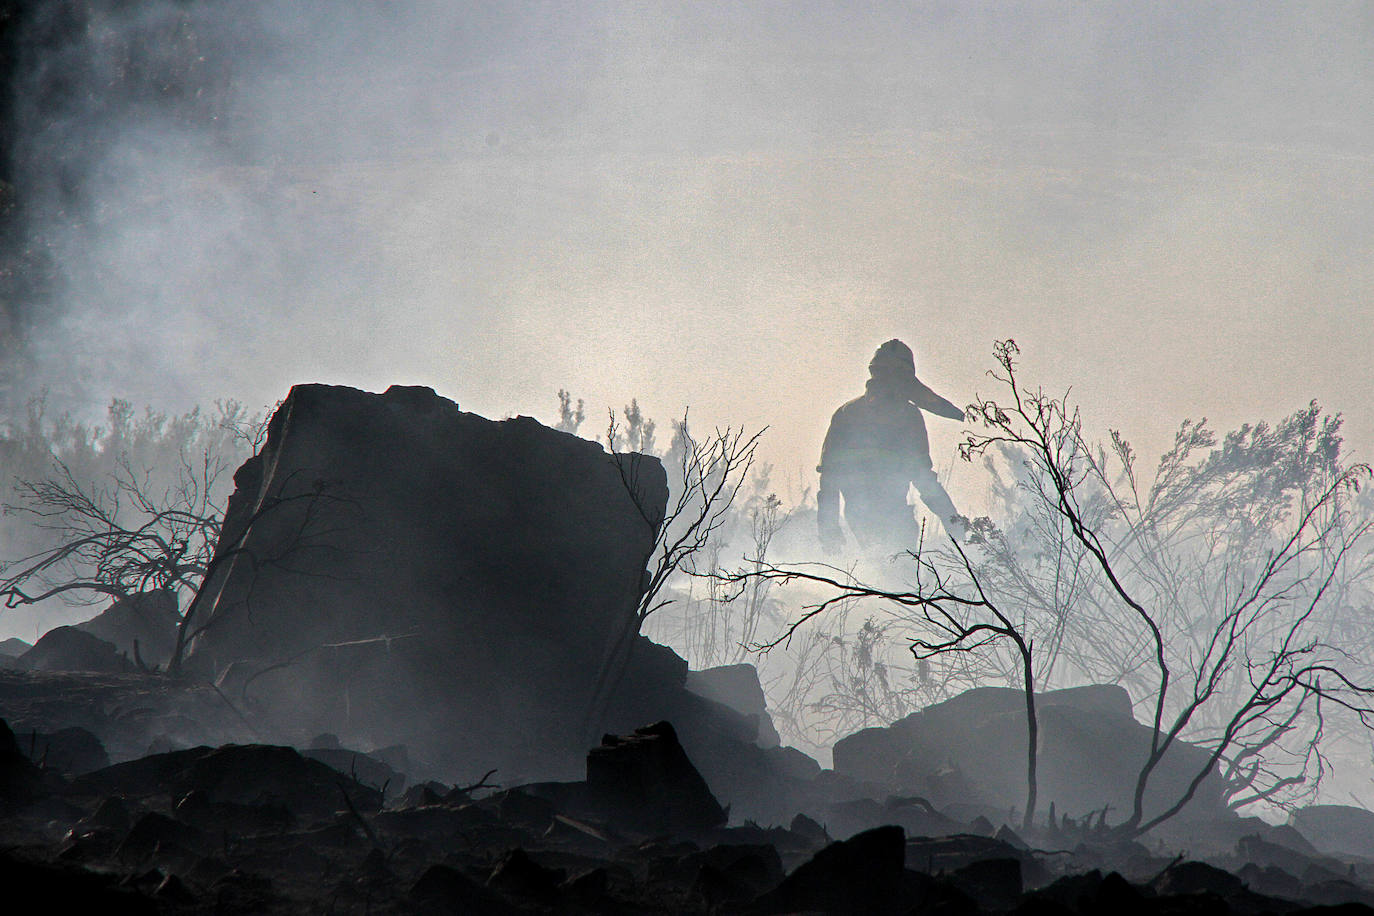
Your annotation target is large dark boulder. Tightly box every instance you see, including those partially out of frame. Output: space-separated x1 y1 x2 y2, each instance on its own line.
833 684 1229 825
185 384 667 779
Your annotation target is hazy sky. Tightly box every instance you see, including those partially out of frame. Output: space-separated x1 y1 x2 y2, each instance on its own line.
7 1 1373 502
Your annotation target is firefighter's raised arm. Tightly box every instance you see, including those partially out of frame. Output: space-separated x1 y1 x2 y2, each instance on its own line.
912 378 965 421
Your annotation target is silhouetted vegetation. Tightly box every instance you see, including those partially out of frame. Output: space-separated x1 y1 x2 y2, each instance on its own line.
728 340 1374 833
584 401 764 738
0 399 260 609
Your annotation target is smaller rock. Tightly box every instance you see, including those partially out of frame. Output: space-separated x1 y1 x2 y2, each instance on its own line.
75 589 180 667
788 812 830 848
1151 859 1243 898
0 637 31 656
948 857 1021 911
396 781 447 809
560 866 609 902
686 843 783 903
492 788 556 829
155 872 196 904
0 717 44 809
993 823 1030 849
752 824 906 915
58 826 120 862
211 869 276 913
1029 869 1143 913
686 664 782 748
85 795 133 832
301 746 404 796
30 726 109 775
411 864 514 914
20 627 133 673
766 744 823 781
1236 862 1302 901
486 848 565 903
587 721 726 834
115 812 205 865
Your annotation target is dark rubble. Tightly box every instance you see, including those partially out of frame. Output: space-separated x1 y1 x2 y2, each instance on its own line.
1 702 1374 915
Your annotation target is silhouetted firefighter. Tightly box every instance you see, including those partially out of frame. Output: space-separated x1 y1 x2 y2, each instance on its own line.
818 339 966 551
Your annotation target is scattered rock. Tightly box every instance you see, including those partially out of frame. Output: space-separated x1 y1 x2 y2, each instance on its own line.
0 716 43 808
833 684 1229 825
0 637 31 656
0 849 158 913
396 781 447 809
83 795 133 832
906 833 1037 876
20 627 133 674
411 863 515 914
1291 805 1374 860
74 589 180 669
114 811 205 865
686 663 782 748
751 824 907 915
73 743 381 821
587 721 727 834
300 745 404 796
949 856 1022 911
486 847 565 903
1151 859 1243 897
492 787 556 830
789 811 830 847
29 725 108 775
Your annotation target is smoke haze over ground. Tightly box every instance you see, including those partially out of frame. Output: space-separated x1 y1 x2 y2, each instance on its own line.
2 0 1372 499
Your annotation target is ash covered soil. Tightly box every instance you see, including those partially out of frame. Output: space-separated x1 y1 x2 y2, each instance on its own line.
1 670 1374 915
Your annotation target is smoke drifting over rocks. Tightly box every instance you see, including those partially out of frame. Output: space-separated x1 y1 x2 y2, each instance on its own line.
2 6 1374 909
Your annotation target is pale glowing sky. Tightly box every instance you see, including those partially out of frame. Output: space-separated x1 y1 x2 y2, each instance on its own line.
11 2 1373 504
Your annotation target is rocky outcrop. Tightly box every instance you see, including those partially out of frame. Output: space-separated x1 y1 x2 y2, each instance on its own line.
182 384 675 782
185 384 668 778
833 684 1229 825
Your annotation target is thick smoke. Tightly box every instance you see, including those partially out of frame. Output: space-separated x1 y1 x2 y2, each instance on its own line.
1 2 1369 474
